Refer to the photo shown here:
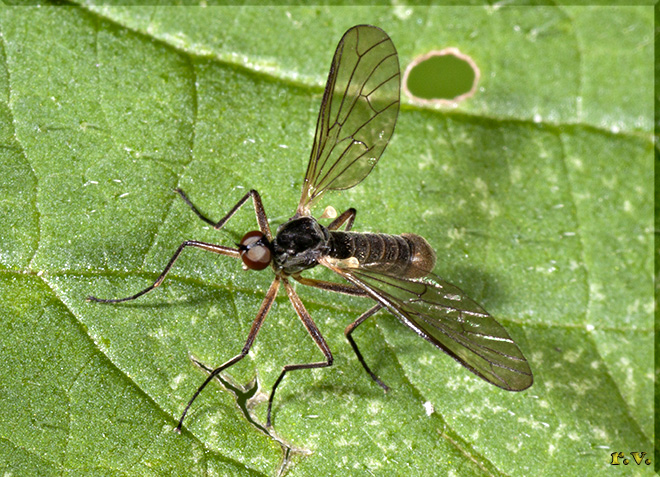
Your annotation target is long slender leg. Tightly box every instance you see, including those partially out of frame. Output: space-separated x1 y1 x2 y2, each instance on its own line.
294 275 387 390
176 188 272 240
345 305 389 391
327 207 356 231
87 241 240 303
293 275 368 297
175 277 281 432
267 280 334 427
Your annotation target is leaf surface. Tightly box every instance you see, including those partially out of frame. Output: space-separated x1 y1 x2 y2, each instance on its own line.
0 5 652 476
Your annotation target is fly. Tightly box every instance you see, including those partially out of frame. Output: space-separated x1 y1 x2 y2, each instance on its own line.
88 25 533 431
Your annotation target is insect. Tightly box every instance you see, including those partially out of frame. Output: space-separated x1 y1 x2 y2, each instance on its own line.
88 24 533 431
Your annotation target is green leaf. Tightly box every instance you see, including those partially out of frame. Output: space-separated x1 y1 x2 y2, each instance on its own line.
0 4 652 476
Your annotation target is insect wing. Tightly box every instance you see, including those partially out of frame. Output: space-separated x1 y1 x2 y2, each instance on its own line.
298 25 400 215
333 267 533 391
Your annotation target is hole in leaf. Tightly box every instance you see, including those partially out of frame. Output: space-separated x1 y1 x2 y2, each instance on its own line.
403 48 479 104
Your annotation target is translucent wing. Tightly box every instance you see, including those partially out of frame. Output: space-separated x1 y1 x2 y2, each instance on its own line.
298 25 400 215
324 264 533 391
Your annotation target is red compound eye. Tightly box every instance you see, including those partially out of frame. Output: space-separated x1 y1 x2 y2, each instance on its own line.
239 231 271 270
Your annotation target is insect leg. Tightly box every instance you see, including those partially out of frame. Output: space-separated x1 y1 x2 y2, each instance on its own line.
327 207 356 231
293 275 368 296
175 276 281 432
176 188 272 240
267 280 334 427
345 304 389 391
87 241 240 303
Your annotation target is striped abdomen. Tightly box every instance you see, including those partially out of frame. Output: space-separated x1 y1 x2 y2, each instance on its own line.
326 231 436 278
